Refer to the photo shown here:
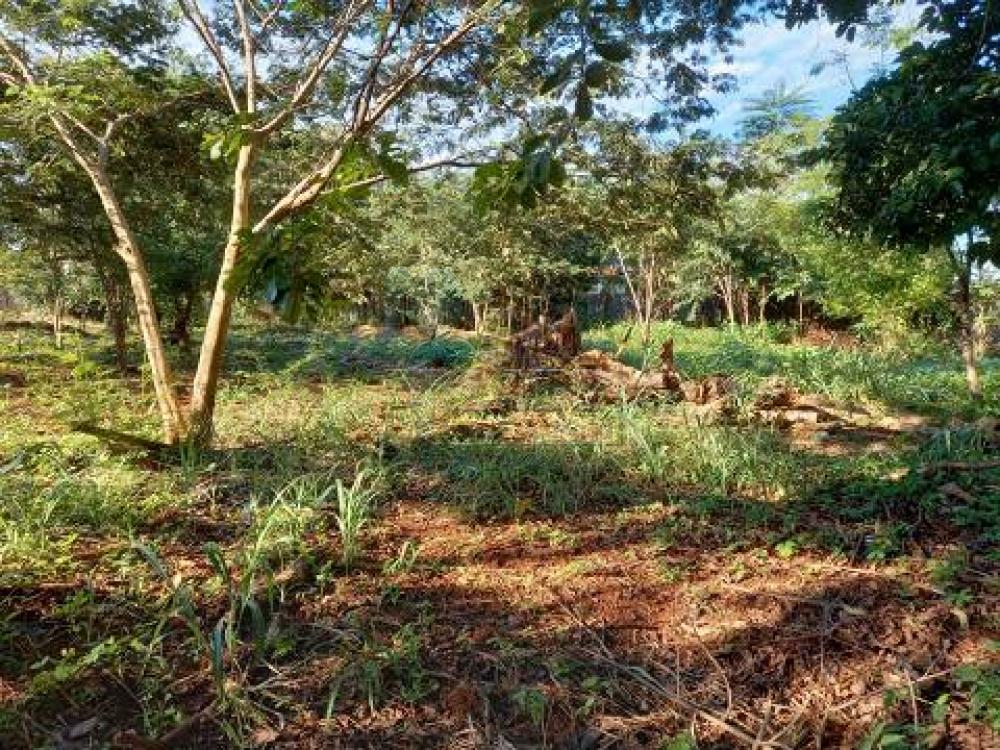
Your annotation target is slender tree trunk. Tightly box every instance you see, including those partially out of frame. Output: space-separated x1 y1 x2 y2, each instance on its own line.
797 291 804 327
740 288 750 327
641 264 655 350
189 142 256 444
49 114 187 443
718 275 736 326
96 260 129 373
52 295 63 349
617 248 649 343
123 250 187 443
471 301 483 333
757 284 767 325
956 257 982 401
170 293 195 350
109 294 128 372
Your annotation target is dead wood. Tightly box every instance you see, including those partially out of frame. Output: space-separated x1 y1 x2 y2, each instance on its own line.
509 310 582 370
0 368 27 388
548 588 792 749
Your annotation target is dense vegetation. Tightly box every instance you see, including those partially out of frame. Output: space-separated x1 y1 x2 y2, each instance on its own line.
1 0 998 747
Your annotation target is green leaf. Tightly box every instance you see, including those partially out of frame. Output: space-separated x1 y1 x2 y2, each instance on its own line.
593 39 631 62
930 693 950 722
210 617 227 684
549 159 567 187
528 0 565 35
661 731 696 750
204 542 229 583
530 150 552 187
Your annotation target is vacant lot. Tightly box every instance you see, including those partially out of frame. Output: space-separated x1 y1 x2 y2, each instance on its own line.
1 323 997 748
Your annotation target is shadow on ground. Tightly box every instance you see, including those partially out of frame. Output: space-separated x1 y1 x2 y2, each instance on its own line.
2 413 997 748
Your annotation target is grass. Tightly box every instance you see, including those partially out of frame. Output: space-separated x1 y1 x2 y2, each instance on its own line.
1 320 998 748
587 321 1000 417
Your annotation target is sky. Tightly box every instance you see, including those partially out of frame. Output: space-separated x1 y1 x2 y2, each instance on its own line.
701 2 921 138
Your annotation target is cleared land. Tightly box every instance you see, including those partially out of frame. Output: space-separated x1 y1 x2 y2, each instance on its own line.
1 322 997 748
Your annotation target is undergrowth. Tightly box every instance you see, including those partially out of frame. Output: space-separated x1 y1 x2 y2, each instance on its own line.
1 322 997 748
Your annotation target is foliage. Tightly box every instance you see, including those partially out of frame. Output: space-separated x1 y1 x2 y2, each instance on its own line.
823 0 999 254
2 323 999 747
335 468 380 567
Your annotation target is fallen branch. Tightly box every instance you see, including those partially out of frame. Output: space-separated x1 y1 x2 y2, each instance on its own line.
586 648 790 749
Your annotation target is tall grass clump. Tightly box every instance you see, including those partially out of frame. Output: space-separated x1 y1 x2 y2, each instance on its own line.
335 468 380 567
607 403 797 501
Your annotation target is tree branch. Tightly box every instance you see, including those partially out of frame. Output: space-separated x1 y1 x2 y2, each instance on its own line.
338 156 485 191
253 0 497 234
362 10 484 128
0 32 34 83
350 0 415 129
233 0 257 114
178 0 243 113
251 140 353 234
254 0 367 136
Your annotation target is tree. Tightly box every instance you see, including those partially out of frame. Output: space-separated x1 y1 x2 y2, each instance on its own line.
0 138 117 351
580 127 745 346
738 81 815 141
822 0 1000 397
1 0 771 446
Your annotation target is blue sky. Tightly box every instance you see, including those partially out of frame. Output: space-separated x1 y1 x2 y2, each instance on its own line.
701 2 921 138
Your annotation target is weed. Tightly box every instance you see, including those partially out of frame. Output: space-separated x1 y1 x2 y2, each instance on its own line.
383 539 420 574
954 663 1000 731
336 467 380 567
511 686 547 728
325 619 437 716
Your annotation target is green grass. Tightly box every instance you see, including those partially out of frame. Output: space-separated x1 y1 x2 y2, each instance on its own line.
587 321 1000 417
1 320 998 748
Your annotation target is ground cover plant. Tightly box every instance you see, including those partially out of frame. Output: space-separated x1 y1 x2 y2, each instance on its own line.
1 321 997 748
2 0 998 746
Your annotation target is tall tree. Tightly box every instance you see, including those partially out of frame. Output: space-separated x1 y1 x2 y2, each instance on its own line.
579 126 747 345
738 81 815 141
822 0 999 397
0 0 772 445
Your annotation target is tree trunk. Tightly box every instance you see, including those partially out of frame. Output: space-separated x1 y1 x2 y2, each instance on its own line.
956 259 982 401
109 296 128 372
471 301 483 333
719 274 736 327
188 142 256 444
170 293 195 350
97 263 130 374
49 115 187 443
52 295 63 349
123 251 188 443
757 284 767 325
739 288 750 327
641 267 655 351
